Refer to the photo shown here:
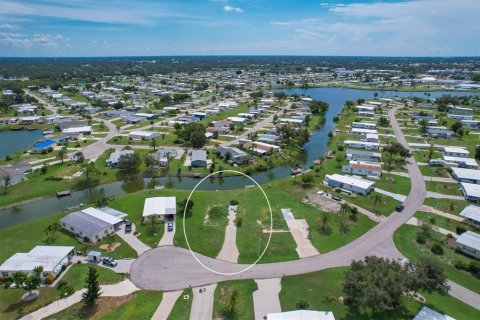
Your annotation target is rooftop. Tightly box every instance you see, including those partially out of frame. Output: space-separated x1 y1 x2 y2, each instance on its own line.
456 231 480 251
459 205 480 223
0 245 74 273
143 197 177 217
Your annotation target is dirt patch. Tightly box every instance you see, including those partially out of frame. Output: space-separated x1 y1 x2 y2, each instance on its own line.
56 295 134 320
303 189 341 212
98 242 121 252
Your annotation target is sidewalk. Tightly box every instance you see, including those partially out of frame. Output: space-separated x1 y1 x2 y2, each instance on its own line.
21 279 139 320
406 217 457 237
374 188 407 202
420 205 463 222
426 191 464 200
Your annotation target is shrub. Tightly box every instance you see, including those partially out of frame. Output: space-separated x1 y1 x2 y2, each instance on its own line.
44 273 55 284
295 299 310 310
456 226 467 235
453 259 469 270
44 176 63 181
469 261 480 275
230 199 239 206
57 280 74 298
235 217 243 227
416 233 426 244
431 243 444 255
429 217 436 225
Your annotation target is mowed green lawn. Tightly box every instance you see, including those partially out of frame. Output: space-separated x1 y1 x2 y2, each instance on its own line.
97 291 163 320
426 181 463 196
394 225 480 294
0 264 123 320
280 267 480 320
213 280 257 320
414 211 479 234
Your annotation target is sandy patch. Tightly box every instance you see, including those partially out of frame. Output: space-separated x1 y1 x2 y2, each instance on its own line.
99 242 121 252
303 189 341 212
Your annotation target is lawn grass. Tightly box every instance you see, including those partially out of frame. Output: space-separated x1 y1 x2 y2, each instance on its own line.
0 209 137 264
426 181 462 196
419 166 450 178
414 211 479 234
213 280 257 320
394 224 480 294
167 288 192 320
423 198 470 215
279 267 480 320
99 290 163 320
374 174 411 196
61 263 125 290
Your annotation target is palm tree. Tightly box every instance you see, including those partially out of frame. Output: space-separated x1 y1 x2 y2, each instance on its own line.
44 224 52 240
371 194 382 213
147 215 158 236
2 174 11 194
51 222 60 240
116 124 121 137
339 202 350 221
150 138 158 151
57 147 67 164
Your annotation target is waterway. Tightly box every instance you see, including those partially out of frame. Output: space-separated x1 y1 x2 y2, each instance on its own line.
0 88 478 229
0 130 44 158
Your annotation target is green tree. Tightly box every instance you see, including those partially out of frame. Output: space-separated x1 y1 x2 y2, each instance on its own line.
12 266 43 300
117 153 141 172
219 287 241 320
82 266 102 307
150 138 158 151
475 145 480 161
377 116 390 127
371 193 382 213
83 162 100 190
74 151 85 164
418 119 429 134
56 147 67 164
179 122 207 148
2 174 11 194
146 215 159 236
144 154 156 168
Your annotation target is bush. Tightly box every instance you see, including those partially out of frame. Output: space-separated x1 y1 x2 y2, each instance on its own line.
235 217 243 227
44 273 55 284
295 299 310 310
431 243 444 255
469 261 480 275
230 199 239 206
429 217 436 225
456 226 467 235
57 280 74 298
44 176 63 181
416 233 426 244
453 259 469 271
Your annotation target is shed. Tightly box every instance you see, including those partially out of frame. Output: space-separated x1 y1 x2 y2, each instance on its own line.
88 251 102 263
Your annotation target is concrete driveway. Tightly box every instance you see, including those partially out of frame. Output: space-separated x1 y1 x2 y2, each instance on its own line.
189 283 217 320
281 208 319 258
216 205 239 263
253 278 282 320
116 223 150 255
158 220 176 246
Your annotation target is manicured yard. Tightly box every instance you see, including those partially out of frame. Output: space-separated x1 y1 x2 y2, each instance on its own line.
419 166 450 178
99 291 163 320
0 209 137 264
61 263 125 290
394 225 480 294
423 198 470 215
167 288 192 320
279 267 480 320
213 280 257 320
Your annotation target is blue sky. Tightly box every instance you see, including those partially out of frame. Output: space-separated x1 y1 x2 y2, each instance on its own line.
0 0 478 57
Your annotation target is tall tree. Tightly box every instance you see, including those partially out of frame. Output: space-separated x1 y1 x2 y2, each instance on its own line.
2 174 11 194
150 138 158 151
418 119 429 134
117 153 141 172
56 147 67 164
82 266 102 307
74 151 85 164
371 193 382 213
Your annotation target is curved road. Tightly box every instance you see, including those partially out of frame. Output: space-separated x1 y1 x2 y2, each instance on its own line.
130 107 479 308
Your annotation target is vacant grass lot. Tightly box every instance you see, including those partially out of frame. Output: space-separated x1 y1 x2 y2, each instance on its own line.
279 267 480 320
426 181 463 196
98 291 163 320
414 211 479 234
419 166 450 178
394 225 480 294
213 280 257 320
423 198 470 215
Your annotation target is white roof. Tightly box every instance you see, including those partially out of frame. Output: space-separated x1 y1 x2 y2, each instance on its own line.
267 310 335 320
227 116 247 122
461 182 480 197
451 167 480 180
442 156 478 167
279 118 303 123
129 131 158 137
344 140 379 147
134 113 155 117
62 126 92 133
456 231 480 251
326 174 375 190
442 146 469 155
0 246 74 273
459 205 480 222
352 128 377 134
143 197 177 217
82 207 123 225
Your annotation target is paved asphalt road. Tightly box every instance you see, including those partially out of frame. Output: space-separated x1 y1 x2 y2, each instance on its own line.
127 106 479 309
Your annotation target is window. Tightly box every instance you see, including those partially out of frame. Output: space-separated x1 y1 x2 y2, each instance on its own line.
2 272 8 277
70 227 74 231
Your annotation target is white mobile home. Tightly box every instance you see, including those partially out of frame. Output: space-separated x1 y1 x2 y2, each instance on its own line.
344 140 380 150
461 182 480 202
342 161 382 177
129 131 160 140
441 146 470 158
459 205 480 225
450 167 480 184
351 128 377 136
455 231 480 259
346 149 382 162
142 197 176 223
324 174 375 195
351 122 376 130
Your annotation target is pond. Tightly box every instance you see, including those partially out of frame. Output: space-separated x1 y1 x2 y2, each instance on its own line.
0 130 44 158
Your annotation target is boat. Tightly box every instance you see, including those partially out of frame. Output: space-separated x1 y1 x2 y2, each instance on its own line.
56 190 71 197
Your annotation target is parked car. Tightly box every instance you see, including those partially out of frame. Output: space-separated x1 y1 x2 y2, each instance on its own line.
125 220 132 233
395 204 405 212
167 222 174 232
102 257 117 267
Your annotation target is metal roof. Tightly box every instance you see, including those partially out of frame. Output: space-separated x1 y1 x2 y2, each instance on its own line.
456 231 480 251
143 197 177 217
413 306 455 320
0 246 74 273
267 310 335 320
451 167 480 180
61 211 111 237
459 205 480 223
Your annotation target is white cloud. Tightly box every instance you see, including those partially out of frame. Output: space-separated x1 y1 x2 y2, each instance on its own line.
269 0 480 56
0 23 19 30
223 5 244 13
0 32 69 48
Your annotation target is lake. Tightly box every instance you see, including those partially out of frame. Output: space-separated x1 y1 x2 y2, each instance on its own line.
0 88 478 229
0 130 44 158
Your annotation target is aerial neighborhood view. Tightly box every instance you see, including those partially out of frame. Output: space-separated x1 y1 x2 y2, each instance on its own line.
0 1 479 320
